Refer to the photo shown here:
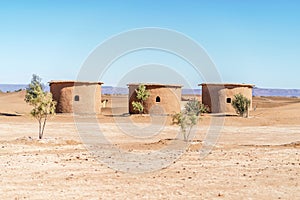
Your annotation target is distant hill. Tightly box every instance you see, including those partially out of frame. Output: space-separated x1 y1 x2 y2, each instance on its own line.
102 86 128 95
253 88 300 97
0 84 27 93
182 88 201 95
0 84 49 93
0 84 299 97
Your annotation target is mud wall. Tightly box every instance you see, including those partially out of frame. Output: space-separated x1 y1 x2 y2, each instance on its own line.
128 85 182 115
202 84 253 114
50 82 102 114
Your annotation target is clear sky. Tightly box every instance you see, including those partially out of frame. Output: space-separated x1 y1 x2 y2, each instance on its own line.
0 0 299 89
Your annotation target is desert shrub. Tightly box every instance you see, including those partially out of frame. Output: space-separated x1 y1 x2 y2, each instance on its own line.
132 84 150 114
184 98 209 116
135 84 150 102
172 99 205 141
132 101 144 114
172 112 183 125
172 111 197 142
25 74 56 139
231 93 251 117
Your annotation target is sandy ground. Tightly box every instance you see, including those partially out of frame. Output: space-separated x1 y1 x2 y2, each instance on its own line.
0 91 300 199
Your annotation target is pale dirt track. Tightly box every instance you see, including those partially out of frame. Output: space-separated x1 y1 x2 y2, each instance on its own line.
0 92 300 199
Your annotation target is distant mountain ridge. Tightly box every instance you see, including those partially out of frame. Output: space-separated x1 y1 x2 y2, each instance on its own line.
253 87 300 97
0 84 50 92
0 84 299 97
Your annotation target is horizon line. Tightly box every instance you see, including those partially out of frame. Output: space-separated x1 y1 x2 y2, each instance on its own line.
0 83 300 90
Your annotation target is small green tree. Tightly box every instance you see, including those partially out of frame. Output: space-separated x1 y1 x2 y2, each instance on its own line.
231 93 251 117
25 74 56 139
132 101 144 114
135 84 150 102
185 98 209 116
132 84 150 114
172 99 207 141
172 111 197 142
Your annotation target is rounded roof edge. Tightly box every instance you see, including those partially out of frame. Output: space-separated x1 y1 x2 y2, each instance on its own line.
127 83 183 88
49 80 104 85
198 83 254 88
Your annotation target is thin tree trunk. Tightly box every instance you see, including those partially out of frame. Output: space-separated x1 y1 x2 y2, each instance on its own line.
40 116 47 139
38 119 42 139
186 125 194 142
183 129 188 142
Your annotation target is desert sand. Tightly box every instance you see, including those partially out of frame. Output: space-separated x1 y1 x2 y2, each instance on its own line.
0 91 300 199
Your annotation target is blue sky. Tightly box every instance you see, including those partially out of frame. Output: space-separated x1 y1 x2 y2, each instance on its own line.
0 0 299 89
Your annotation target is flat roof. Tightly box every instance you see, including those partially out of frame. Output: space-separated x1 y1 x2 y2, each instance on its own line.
49 80 103 85
127 83 183 88
199 83 254 88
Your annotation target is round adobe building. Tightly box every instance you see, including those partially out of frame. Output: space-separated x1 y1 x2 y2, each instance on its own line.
200 83 254 114
128 83 182 115
49 81 103 114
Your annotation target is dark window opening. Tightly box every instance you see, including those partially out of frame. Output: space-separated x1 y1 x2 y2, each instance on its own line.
226 98 231 103
74 95 80 101
156 96 161 103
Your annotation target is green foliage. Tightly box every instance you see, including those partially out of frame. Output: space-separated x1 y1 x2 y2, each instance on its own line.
172 99 206 141
184 98 209 116
172 112 187 137
135 84 150 102
171 112 183 125
231 93 251 117
132 84 150 114
132 101 144 114
25 74 43 102
25 74 56 139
